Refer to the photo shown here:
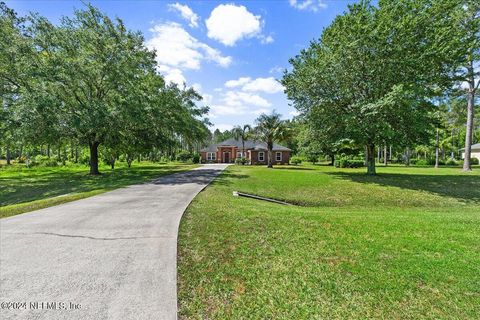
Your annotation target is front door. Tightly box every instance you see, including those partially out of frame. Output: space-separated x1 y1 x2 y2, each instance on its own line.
224 152 230 163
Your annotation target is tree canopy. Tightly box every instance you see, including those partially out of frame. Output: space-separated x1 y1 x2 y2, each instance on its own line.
0 3 209 173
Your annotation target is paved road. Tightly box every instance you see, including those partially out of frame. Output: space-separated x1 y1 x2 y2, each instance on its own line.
0 164 228 320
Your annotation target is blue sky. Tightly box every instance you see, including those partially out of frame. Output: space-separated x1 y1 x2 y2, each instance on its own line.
7 0 356 132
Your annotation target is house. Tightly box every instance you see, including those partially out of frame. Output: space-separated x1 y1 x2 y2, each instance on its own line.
200 138 291 164
461 143 480 163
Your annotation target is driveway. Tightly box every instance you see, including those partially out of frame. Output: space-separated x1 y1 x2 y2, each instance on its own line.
0 164 229 320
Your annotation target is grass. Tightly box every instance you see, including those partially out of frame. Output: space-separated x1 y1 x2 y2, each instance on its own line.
177 164 480 319
0 161 197 218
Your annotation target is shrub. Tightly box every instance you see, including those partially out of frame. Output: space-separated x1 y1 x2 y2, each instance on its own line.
192 153 200 164
78 154 90 165
176 151 193 162
471 157 480 165
410 159 418 165
290 156 302 165
235 157 248 165
33 155 58 167
416 159 429 166
445 159 457 166
334 159 364 168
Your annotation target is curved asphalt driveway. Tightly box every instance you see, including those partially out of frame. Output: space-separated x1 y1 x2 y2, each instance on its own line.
0 164 228 320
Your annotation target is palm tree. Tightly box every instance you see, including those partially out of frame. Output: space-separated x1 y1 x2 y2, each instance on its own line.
232 124 252 162
253 111 289 168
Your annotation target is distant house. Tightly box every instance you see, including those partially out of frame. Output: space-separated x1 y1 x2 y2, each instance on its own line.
200 138 291 164
461 143 480 162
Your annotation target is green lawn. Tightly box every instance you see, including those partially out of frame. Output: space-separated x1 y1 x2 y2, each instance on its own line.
0 161 197 218
178 164 480 319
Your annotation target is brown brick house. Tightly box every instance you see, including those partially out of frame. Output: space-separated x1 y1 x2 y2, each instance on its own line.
200 138 291 165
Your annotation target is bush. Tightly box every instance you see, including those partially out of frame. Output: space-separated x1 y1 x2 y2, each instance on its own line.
192 153 200 164
33 155 58 167
471 157 480 165
334 159 364 168
235 157 248 165
78 154 90 165
176 151 193 162
445 158 457 166
416 159 429 166
290 156 303 165
410 159 418 165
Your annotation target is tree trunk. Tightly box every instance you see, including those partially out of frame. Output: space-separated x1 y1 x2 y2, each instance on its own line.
463 74 475 171
6 146 11 165
47 144 50 158
242 140 246 164
330 153 335 166
435 128 440 168
110 157 115 170
89 141 100 175
62 147 66 166
405 147 411 167
126 154 133 168
384 144 387 166
267 141 273 168
75 147 78 163
366 143 376 175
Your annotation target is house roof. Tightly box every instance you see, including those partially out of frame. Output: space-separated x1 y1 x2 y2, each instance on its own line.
460 143 480 151
200 138 291 152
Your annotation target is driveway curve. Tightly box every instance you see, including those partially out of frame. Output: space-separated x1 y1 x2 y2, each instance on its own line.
0 164 229 320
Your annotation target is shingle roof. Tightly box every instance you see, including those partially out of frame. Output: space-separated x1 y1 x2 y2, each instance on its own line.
200 138 291 152
459 143 480 151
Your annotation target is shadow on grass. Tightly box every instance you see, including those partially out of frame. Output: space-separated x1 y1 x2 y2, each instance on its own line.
326 171 480 203
0 165 189 206
273 166 314 171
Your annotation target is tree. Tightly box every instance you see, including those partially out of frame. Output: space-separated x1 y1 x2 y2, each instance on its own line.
30 5 159 174
446 1 479 171
283 1 447 174
232 124 251 160
253 111 289 168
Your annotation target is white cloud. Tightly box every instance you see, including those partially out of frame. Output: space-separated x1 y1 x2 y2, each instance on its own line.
210 105 247 117
146 22 232 84
269 66 284 74
213 123 234 132
161 66 186 85
168 3 199 28
225 76 284 94
289 0 327 12
225 77 252 88
206 4 266 46
192 83 213 104
223 91 271 107
243 77 284 94
260 35 274 44
289 110 301 117
252 108 272 116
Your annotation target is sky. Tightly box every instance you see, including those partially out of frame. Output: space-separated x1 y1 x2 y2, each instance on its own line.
6 0 357 132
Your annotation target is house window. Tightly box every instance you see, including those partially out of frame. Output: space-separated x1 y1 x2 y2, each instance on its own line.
276 152 282 161
236 151 243 159
258 152 265 161
207 152 216 161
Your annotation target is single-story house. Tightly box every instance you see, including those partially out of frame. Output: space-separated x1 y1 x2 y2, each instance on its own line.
200 138 291 165
461 143 480 162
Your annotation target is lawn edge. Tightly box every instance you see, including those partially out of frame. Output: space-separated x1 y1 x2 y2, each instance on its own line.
0 164 199 219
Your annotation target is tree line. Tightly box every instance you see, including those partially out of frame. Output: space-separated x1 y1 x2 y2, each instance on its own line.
282 0 479 174
0 3 210 174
